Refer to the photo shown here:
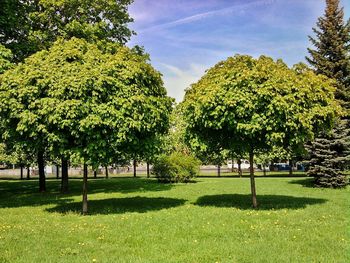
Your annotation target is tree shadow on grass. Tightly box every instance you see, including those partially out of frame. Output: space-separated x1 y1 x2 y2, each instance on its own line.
46 196 186 215
195 194 327 210
0 178 175 209
288 177 316 188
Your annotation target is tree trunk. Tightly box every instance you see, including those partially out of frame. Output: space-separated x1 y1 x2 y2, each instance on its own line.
238 159 242 177
133 160 137 177
61 157 69 193
37 150 46 192
94 170 97 178
289 159 293 176
27 166 30 180
230 154 234 173
147 162 150 178
263 166 267 176
20 166 23 180
105 166 109 179
249 149 258 208
56 165 60 179
82 164 88 215
217 164 221 177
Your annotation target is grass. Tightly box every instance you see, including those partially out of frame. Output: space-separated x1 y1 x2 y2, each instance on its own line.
0 177 348 263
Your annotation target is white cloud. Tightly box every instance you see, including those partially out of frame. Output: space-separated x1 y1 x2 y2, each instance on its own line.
159 63 208 102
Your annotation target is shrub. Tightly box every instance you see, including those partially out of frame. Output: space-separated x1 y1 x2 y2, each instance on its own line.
153 152 200 183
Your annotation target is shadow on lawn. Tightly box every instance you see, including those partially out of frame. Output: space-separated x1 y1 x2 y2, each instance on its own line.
46 196 186 215
0 178 175 209
288 177 316 188
195 194 327 210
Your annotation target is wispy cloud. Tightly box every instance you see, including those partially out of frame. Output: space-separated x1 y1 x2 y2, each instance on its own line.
139 0 279 33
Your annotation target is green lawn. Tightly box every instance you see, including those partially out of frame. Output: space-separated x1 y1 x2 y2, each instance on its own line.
0 177 348 263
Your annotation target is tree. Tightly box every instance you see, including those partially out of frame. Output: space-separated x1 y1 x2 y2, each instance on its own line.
1 0 135 190
182 55 340 208
0 38 173 213
0 0 134 61
0 44 13 74
307 0 350 103
306 0 350 187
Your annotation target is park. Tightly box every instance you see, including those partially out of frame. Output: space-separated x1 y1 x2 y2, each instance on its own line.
0 0 349 262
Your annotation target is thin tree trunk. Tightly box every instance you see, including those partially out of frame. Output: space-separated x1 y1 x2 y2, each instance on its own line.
289 159 293 176
133 160 137 177
249 149 258 208
27 166 30 180
231 155 234 173
94 170 97 178
61 157 69 193
217 164 221 177
105 166 109 179
20 166 23 180
263 166 267 176
37 150 46 192
82 164 88 215
147 162 150 178
56 165 59 179
238 159 242 177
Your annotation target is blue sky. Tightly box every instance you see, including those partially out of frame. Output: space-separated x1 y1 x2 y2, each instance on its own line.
128 0 350 102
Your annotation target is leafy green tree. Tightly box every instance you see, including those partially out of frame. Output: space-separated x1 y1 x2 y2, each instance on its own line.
0 0 134 61
0 38 173 213
0 44 13 73
183 55 340 208
306 0 350 187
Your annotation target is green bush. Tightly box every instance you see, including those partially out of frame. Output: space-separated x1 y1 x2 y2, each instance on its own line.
153 152 200 183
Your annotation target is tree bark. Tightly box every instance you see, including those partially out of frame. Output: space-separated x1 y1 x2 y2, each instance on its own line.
26 166 30 180
105 166 109 179
289 159 293 176
217 164 221 177
249 149 258 208
20 166 23 180
94 170 97 178
263 166 267 176
37 150 46 192
82 163 88 215
147 162 150 178
238 159 242 177
133 160 137 177
61 157 69 193
56 165 59 179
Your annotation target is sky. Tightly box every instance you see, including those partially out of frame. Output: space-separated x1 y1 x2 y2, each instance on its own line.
128 0 350 102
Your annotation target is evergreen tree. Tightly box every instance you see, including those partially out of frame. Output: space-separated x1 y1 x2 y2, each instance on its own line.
306 0 350 188
307 0 350 104
306 120 350 188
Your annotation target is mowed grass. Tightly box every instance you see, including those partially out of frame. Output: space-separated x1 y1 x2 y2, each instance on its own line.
0 177 348 263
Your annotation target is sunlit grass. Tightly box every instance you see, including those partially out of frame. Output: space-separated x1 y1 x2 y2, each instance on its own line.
0 177 348 262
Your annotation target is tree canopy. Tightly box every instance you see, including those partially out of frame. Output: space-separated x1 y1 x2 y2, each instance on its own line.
0 37 173 200
182 54 340 207
0 0 134 61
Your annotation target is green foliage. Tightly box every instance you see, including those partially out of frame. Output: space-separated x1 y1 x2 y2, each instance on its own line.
0 38 173 167
306 119 350 188
0 0 134 61
306 0 350 105
0 44 13 74
162 104 191 155
305 0 350 188
183 55 340 158
153 152 200 183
